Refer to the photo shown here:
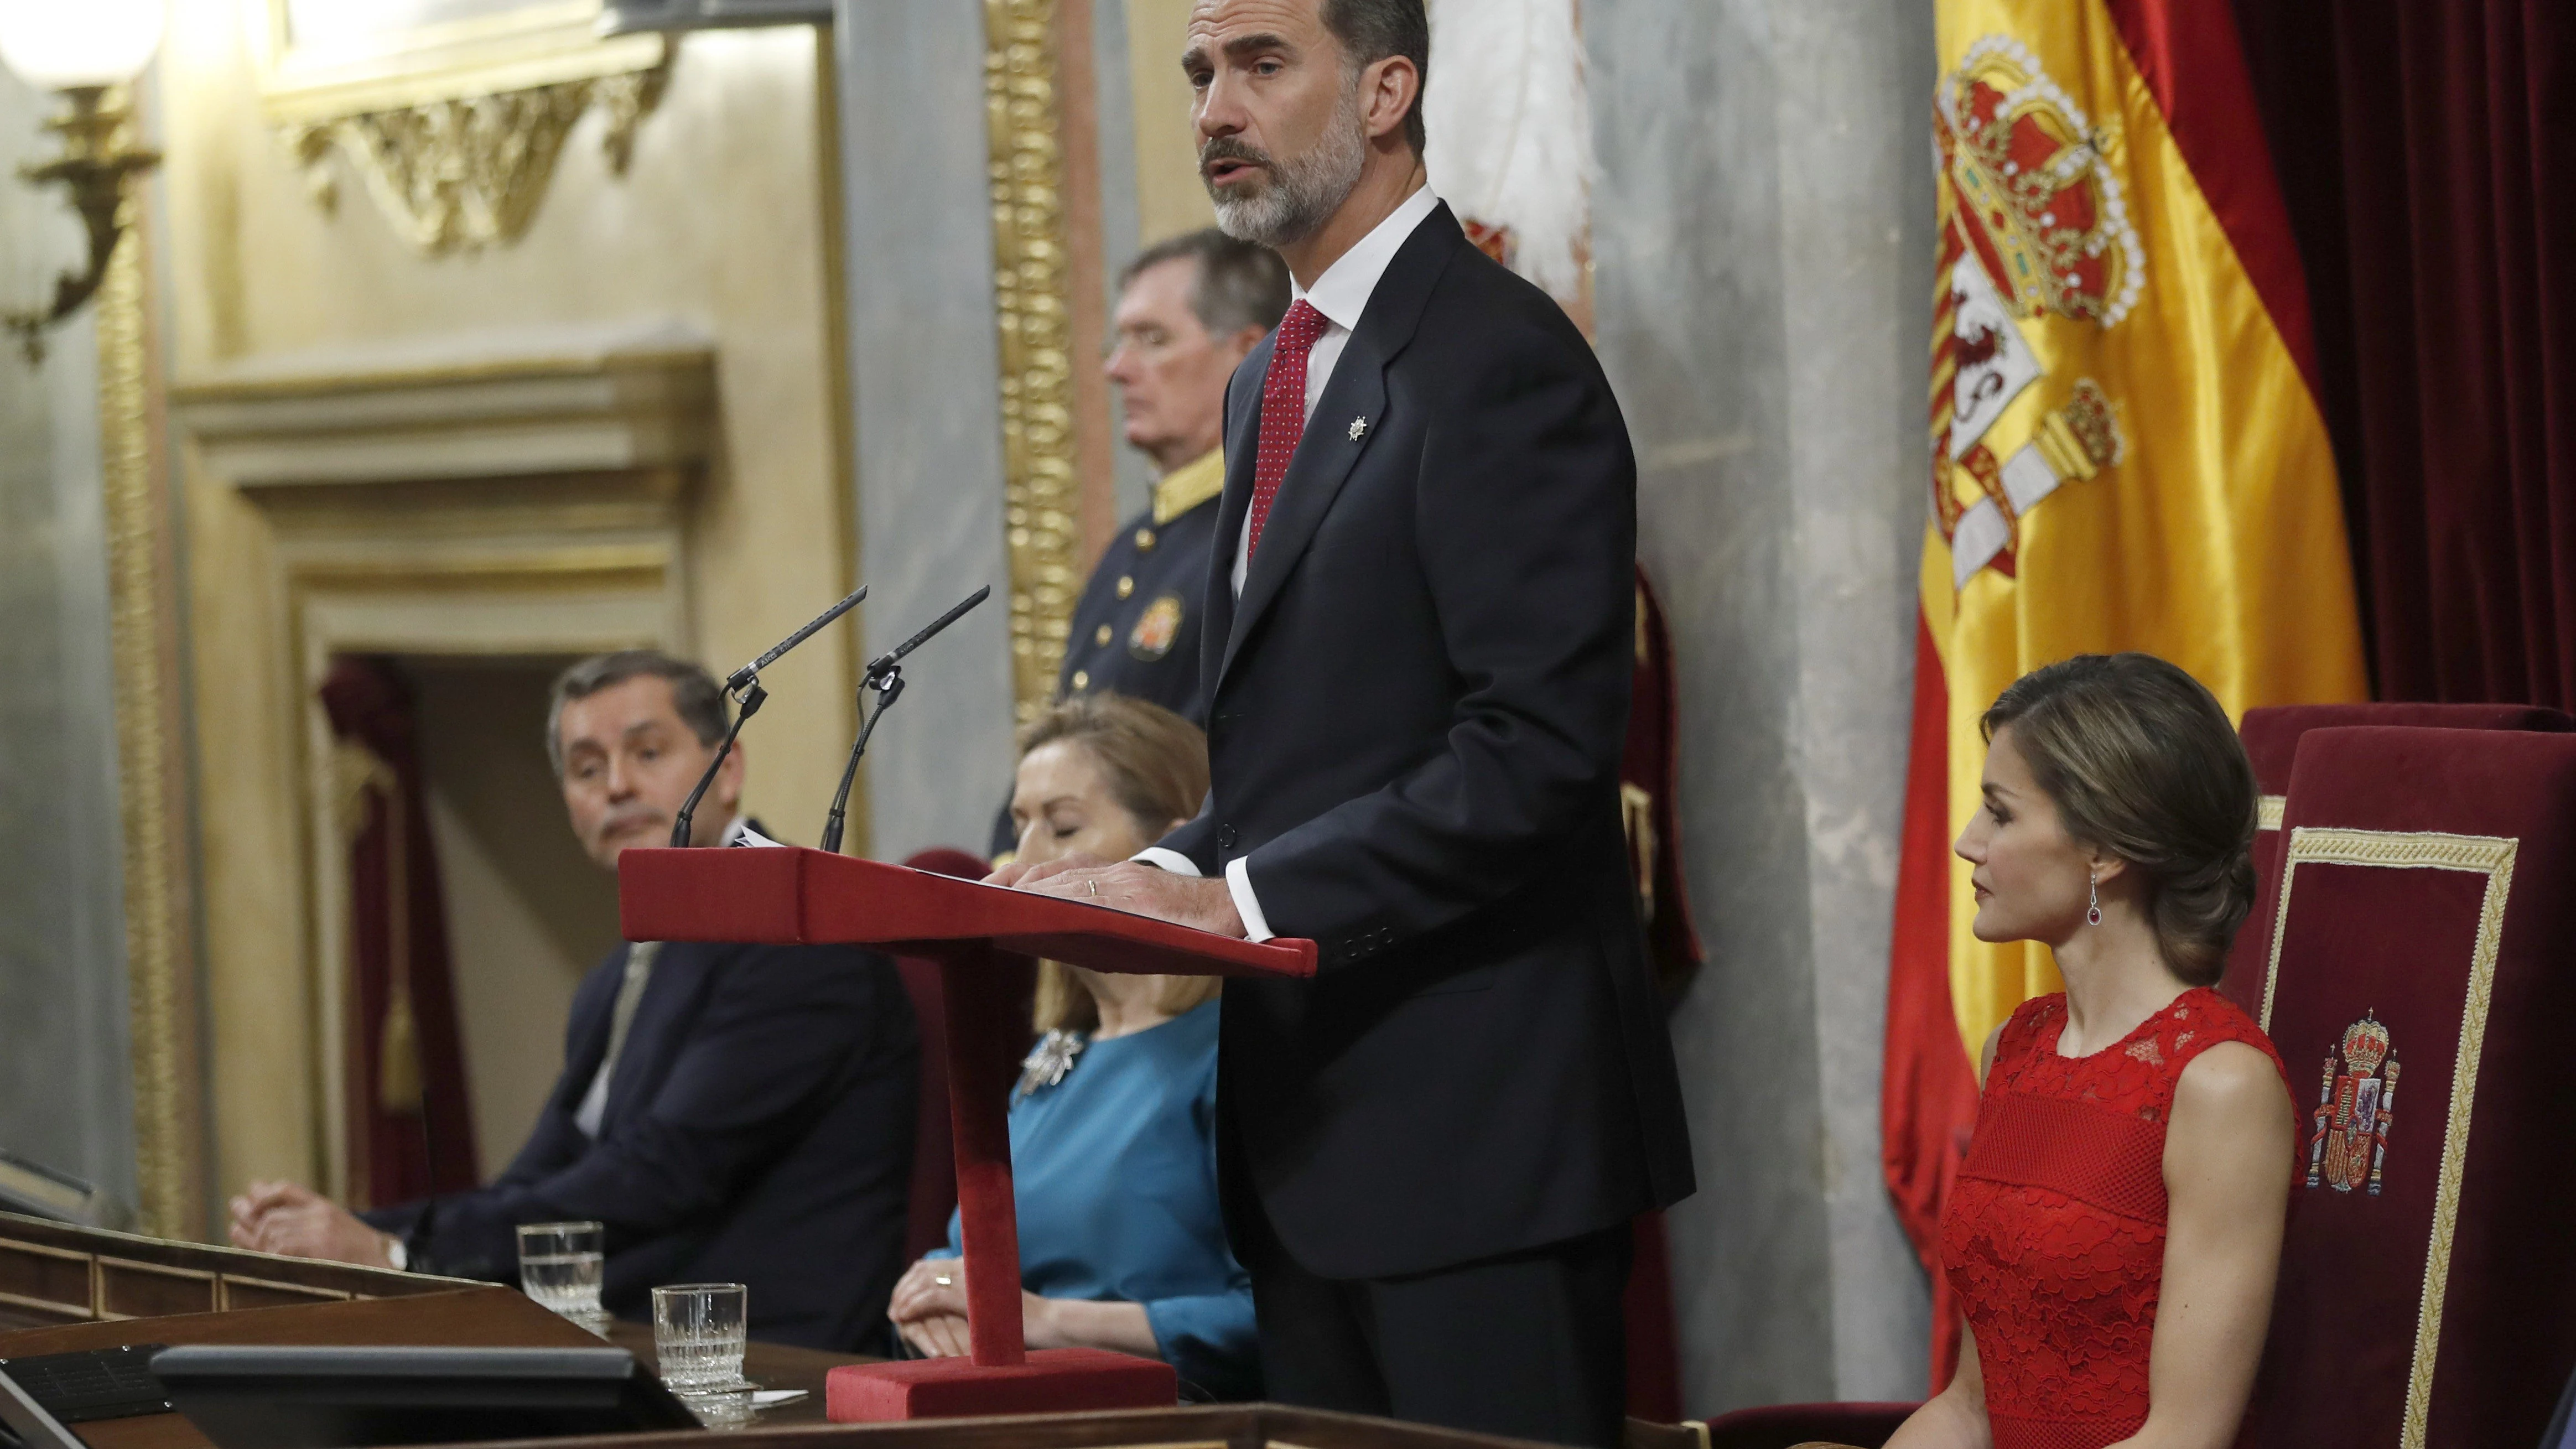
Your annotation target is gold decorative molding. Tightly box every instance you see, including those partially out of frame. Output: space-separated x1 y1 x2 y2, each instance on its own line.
286 56 672 255
258 1 665 124
984 0 1084 723
96 214 206 1240
2262 826 2517 1449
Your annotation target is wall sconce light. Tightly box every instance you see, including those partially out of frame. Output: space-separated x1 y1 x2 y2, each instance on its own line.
0 0 165 365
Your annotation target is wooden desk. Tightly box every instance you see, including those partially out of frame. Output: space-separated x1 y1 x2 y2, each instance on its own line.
0 1212 475 1331
0 1290 877 1447
0 1297 1634 1449
599 1322 859 1427
0 1287 603 1449
496 1403 1568 1449
0 1213 1621 1449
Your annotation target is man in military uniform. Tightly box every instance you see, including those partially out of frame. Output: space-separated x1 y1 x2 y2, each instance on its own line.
994 229 1290 856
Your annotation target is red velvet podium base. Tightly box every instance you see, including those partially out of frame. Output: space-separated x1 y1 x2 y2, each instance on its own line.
826 1349 1178 1422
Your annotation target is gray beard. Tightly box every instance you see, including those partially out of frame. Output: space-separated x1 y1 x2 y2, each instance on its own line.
1209 94 1368 249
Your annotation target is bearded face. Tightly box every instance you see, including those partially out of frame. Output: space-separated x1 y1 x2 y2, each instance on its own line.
1201 72 1369 248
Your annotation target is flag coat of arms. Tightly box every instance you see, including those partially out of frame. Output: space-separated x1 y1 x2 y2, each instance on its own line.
1883 0 2370 1384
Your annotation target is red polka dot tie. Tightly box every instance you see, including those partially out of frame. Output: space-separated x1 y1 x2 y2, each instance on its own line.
1247 299 1327 560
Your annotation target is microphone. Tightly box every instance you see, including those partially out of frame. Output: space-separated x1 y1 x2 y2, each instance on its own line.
863 583 992 684
669 583 870 849
819 585 991 854
725 583 868 693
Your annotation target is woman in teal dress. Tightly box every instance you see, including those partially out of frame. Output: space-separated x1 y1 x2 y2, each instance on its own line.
885 694 1257 1400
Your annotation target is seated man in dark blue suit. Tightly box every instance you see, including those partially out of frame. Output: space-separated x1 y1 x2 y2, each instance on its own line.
229 651 917 1351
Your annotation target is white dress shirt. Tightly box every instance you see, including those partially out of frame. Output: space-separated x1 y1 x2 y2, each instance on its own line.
1139 186 1445 943
1229 184 1443 598
573 814 750 1136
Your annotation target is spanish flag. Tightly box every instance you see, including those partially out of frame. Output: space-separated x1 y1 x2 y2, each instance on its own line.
1881 0 2368 1384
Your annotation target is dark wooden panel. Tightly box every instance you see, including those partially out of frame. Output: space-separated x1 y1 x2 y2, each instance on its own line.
0 1242 92 1319
0 1300 88 1331
218 1276 349 1312
0 1286 601 1449
96 1260 216 1320
0 1212 473 1303
489 1404 1555 1449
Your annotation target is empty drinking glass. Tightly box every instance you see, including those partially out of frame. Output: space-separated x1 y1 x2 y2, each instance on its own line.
516 1221 606 1321
653 1282 749 1393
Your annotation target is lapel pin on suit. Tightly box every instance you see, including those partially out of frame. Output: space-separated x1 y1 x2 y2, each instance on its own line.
1348 416 1369 442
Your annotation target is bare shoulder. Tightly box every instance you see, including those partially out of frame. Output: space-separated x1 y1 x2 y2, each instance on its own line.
2177 1041 2287 1109
2172 1041 2295 1144
1978 1022 2006 1087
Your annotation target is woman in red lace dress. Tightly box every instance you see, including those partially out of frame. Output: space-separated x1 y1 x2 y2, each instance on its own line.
1888 655 2296 1449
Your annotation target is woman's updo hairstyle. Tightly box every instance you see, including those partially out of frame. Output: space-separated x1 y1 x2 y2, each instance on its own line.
1981 653 2258 986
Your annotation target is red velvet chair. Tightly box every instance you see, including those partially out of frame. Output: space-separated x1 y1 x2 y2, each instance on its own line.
2220 703 2570 1016
892 848 1033 1263
2235 725 2576 1447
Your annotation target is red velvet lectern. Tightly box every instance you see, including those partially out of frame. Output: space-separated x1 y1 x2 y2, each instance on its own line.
617 845 1316 1420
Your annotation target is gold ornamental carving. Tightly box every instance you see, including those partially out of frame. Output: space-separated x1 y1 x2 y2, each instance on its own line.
96 214 205 1240
984 0 1083 723
287 58 672 255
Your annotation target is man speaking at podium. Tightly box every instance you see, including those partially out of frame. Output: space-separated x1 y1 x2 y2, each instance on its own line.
998 0 1695 1441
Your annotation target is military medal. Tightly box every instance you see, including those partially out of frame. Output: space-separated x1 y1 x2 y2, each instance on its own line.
1129 593 1185 661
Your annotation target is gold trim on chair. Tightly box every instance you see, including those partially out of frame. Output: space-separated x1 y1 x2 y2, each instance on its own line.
2261 826 2516 1449
2256 793 2286 832
984 0 1084 725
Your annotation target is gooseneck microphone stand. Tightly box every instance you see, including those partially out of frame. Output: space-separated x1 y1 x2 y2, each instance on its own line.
819 584 992 855
669 582 869 849
669 682 764 849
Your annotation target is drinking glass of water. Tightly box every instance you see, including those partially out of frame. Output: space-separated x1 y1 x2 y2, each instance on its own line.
516 1221 606 1321
652 1283 749 1393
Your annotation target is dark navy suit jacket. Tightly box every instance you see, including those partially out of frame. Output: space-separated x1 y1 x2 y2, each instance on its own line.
367 916 917 1351
1166 203 1694 1279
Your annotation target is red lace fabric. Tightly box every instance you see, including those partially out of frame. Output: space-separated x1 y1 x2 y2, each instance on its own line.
1939 987 2286 1449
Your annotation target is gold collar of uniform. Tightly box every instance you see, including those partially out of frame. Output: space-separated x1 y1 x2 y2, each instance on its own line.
1152 449 1226 524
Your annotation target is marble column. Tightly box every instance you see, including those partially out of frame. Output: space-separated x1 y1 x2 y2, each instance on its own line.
0 68 141 1210
833 0 1165 859
1587 0 1938 1410
830 0 1021 860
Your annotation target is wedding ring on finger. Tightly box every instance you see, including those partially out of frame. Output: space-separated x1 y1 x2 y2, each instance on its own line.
933 1274 952 1287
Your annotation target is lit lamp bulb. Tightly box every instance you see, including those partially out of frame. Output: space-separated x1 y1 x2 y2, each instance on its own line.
0 0 165 92
0 0 164 364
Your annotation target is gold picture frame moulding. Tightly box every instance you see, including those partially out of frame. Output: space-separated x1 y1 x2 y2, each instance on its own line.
256 1 672 255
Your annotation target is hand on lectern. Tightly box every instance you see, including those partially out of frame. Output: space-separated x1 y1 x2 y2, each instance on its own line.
228 1179 401 1269
992 853 1246 938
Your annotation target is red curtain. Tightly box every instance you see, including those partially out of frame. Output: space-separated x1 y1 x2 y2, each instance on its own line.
2234 0 2576 709
319 658 479 1207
